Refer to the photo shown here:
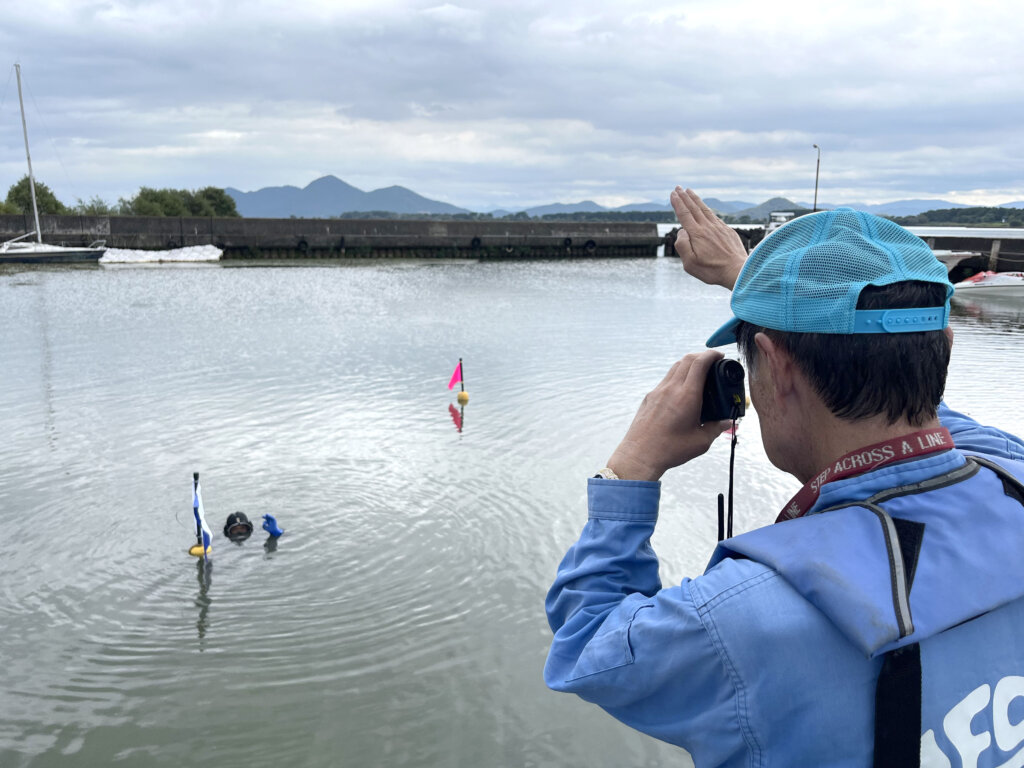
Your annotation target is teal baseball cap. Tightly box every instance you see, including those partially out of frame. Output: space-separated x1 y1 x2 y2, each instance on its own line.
706 208 954 347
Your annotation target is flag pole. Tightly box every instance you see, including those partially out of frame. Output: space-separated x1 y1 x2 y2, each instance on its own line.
193 472 201 548
451 357 469 406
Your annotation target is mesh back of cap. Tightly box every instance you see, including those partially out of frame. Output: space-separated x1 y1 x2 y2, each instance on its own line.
732 209 952 334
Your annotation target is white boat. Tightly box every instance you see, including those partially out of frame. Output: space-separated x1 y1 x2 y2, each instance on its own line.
1 64 105 264
1 231 107 263
952 271 1024 298
765 211 795 234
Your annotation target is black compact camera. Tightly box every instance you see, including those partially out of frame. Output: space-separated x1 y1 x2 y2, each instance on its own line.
701 359 746 424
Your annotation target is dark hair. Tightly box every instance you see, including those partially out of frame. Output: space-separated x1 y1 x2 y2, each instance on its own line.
735 281 951 426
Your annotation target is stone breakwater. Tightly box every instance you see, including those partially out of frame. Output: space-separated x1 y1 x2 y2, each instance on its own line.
0 214 663 259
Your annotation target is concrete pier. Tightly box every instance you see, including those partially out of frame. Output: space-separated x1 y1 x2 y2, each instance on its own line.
663 224 1024 280
904 226 1024 280
7 213 1019 276
0 214 662 260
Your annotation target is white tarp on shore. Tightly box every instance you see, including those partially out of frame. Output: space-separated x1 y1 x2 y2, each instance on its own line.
99 245 222 264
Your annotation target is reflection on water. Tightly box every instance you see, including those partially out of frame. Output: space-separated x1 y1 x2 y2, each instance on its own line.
948 294 1024 425
195 559 213 645
1 259 1023 768
448 403 465 433
952 293 1024 331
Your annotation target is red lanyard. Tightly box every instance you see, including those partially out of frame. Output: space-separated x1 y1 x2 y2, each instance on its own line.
775 427 954 523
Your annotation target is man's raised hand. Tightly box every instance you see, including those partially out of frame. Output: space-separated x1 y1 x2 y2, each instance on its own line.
670 187 748 290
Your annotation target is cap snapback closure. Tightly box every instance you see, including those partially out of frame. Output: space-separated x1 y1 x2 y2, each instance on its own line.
852 306 949 334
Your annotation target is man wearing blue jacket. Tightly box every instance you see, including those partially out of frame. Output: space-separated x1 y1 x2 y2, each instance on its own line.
544 187 1024 767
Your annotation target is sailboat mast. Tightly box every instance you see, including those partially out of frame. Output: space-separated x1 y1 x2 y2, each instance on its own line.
14 64 43 245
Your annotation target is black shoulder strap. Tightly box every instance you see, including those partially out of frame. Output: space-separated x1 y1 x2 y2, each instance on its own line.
873 642 921 768
872 517 924 768
969 455 1024 507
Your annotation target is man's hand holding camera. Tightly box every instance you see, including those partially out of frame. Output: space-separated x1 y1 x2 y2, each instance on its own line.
605 188 746 483
606 351 734 482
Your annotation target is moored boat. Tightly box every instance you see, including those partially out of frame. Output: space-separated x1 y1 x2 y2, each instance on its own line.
952 271 1024 298
1 64 105 264
1 232 106 263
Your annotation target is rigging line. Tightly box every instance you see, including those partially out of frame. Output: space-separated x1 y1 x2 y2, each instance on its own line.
21 71 82 205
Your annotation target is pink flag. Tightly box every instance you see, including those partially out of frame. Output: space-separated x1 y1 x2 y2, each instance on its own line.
447 361 463 390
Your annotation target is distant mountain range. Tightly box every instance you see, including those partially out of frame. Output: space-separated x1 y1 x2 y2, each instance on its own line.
225 176 469 217
225 176 1024 219
728 198 804 220
724 198 1024 219
703 198 756 214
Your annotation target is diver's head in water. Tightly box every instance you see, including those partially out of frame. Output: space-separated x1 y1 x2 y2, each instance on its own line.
223 511 253 542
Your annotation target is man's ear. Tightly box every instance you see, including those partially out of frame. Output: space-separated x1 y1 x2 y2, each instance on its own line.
754 332 797 406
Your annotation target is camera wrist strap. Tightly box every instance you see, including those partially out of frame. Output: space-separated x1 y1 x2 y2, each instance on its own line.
717 418 739 542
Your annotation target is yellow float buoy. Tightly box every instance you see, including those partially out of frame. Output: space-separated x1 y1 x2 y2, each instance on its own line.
188 544 211 557
457 390 469 405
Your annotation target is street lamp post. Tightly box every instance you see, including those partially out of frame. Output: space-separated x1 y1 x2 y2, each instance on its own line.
812 144 821 212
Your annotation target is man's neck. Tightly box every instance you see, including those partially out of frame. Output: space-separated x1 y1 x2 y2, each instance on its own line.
793 412 943 484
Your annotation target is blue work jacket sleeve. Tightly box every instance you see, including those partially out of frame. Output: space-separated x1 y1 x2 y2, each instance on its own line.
940 401 1024 460
544 478 740 754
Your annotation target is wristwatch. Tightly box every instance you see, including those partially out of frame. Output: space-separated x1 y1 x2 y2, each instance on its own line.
593 467 619 480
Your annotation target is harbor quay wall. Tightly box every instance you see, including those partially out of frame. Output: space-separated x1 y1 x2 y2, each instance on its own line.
664 225 1024 280
911 232 1024 280
0 214 662 259
7 214 1018 273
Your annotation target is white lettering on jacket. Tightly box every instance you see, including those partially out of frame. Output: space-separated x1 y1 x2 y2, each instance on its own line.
994 676 1024 753
944 685 991 767
921 676 1024 767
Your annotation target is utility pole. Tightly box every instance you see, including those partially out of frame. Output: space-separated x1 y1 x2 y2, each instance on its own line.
812 144 821 212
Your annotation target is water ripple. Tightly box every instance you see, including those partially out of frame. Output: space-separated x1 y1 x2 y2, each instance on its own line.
1 260 1022 767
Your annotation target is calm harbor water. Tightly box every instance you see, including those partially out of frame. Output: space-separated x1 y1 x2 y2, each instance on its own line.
2 256 1023 768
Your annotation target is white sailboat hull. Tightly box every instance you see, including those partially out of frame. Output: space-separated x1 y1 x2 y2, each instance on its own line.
0 240 106 263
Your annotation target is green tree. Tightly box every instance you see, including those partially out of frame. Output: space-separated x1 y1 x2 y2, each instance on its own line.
5 175 68 215
119 186 241 217
193 186 239 217
892 206 1024 227
122 187 189 217
73 195 117 215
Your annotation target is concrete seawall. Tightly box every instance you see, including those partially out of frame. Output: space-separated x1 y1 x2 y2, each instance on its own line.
0 214 662 259
662 225 1024 279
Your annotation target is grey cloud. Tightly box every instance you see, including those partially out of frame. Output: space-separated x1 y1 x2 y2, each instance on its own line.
0 1 1022 208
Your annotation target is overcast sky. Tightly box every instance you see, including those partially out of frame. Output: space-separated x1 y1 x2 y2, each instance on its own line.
2 0 1022 211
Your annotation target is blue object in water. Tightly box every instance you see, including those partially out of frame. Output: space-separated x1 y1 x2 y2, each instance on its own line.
262 514 284 537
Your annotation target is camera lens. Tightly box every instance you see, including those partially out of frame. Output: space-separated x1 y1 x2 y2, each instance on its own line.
720 359 744 383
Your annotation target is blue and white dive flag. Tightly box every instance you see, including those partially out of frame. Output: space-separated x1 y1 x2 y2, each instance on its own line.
192 478 213 559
